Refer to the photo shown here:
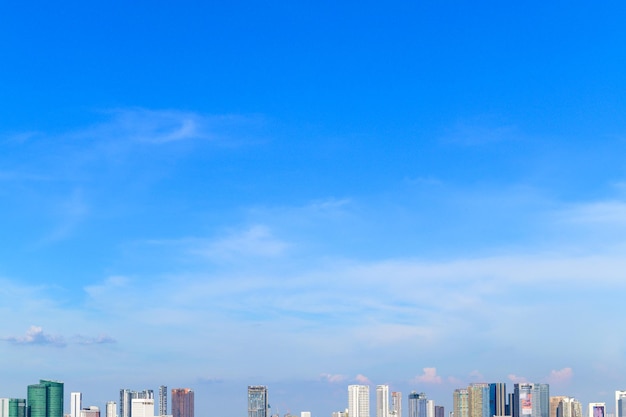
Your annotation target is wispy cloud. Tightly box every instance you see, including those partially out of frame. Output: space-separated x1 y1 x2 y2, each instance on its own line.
546 367 573 384
508 374 528 383
74 334 117 345
354 374 372 385
320 373 348 384
194 225 289 261
1 325 66 347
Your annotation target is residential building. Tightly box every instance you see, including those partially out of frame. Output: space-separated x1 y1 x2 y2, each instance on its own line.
159 387 167 417
376 386 389 417
512 384 549 417
171 389 193 417
248 386 268 417
454 389 469 417
551 398 568 417
71 394 82 417
391 393 402 417
615 393 626 417
106 402 116 417
120 390 154 417
349 385 370 417
468 384 490 417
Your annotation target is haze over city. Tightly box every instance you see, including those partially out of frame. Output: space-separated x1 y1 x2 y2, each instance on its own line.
2 2 626 417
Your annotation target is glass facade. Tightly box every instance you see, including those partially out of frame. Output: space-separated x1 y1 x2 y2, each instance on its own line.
27 380 63 417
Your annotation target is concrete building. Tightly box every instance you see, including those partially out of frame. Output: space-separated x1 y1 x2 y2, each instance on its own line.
391 393 402 417
248 386 268 417
588 404 606 417
377 386 389 417
159 387 167 417
468 384 490 417
106 402 116 417
71 393 82 417
454 389 469 417
80 407 100 417
349 385 370 417
130 400 154 417
171 389 193 417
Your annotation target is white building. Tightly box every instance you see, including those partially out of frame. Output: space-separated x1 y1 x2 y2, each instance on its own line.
391 392 402 417
589 404 606 417
71 393 83 417
106 402 117 417
132 399 155 417
349 385 370 417
377 386 389 417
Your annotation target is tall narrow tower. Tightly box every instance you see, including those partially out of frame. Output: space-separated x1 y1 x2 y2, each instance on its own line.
377 386 389 417
159 387 167 417
71 393 82 417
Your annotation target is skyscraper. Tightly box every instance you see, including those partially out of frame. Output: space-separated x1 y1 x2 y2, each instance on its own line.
171 389 193 417
550 397 567 417
71 393 82 417
27 380 63 417
489 384 506 417
453 389 469 417
512 384 549 417
349 385 370 417
248 386 268 417
468 384 490 417
120 390 154 417
158 387 167 417
615 392 626 417
377 386 389 417
391 392 402 417
408 393 427 417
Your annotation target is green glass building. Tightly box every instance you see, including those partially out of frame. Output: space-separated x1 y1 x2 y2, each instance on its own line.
27 380 63 417
10 399 27 417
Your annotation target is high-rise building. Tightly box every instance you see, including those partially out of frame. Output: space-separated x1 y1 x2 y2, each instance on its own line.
490 384 506 417
391 393 402 417
408 393 427 417
557 398 582 417
131 400 154 417
27 380 63 417
248 386 268 417
349 385 370 417
512 384 549 417
158 387 167 417
427 401 435 417
453 389 469 417
1 399 26 417
171 389 193 417
435 407 444 417
106 402 116 417
376 386 389 417
589 404 606 417
615 392 626 417
551 398 568 417
468 384 490 417
120 390 154 417
71 393 82 417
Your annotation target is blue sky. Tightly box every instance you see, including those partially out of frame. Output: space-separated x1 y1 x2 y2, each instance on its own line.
2 1 626 416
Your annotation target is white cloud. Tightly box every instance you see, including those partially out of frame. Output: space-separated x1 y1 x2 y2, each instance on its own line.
1 325 65 347
412 368 443 384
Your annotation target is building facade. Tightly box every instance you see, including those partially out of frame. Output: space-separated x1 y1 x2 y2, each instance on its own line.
377 386 389 417
391 392 402 417
248 386 268 417
349 385 370 417
453 389 469 417
158 387 167 417
171 389 193 417
27 380 63 417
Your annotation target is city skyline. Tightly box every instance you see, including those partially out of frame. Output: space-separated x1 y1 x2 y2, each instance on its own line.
2 2 626 417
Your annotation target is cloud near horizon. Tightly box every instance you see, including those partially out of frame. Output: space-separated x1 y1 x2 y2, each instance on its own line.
412 368 443 384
